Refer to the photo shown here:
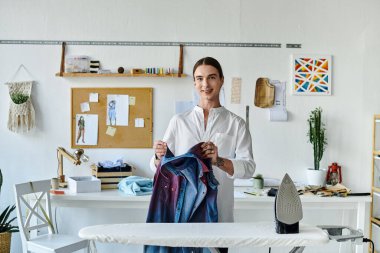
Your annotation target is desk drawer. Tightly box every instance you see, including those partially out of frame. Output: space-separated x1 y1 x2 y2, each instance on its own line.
372 223 380 252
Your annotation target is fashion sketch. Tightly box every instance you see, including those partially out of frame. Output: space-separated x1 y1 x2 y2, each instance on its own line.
76 116 85 143
108 100 116 126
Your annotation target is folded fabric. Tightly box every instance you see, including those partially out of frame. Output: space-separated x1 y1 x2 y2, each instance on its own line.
118 176 153 196
98 159 124 168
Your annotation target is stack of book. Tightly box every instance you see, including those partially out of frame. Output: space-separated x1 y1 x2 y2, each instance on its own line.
91 163 133 189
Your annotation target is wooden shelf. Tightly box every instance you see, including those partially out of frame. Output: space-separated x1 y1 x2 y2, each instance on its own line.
372 186 380 193
55 72 187 78
371 217 380 226
56 42 186 79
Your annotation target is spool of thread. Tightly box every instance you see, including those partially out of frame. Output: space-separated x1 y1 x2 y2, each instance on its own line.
118 67 124 74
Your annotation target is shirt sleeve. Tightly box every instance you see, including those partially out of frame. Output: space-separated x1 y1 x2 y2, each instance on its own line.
228 119 256 179
149 116 178 173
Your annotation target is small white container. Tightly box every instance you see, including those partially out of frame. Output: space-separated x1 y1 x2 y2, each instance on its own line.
372 223 380 252
68 176 101 193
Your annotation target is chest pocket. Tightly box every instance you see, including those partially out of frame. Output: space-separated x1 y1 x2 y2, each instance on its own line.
214 133 235 158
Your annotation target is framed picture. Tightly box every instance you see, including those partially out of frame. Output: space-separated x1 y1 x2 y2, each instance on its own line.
291 54 332 95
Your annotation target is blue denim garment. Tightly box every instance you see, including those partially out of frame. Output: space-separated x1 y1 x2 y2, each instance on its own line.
145 142 219 253
118 176 153 196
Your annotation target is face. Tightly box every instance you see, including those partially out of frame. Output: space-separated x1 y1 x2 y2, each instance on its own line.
194 64 224 102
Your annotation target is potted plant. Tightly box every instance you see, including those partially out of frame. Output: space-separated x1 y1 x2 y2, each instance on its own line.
0 169 19 253
306 107 327 186
252 174 264 189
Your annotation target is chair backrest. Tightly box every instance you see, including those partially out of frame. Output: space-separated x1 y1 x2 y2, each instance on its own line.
14 179 54 242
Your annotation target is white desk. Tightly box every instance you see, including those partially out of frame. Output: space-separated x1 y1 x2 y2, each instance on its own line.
50 188 371 253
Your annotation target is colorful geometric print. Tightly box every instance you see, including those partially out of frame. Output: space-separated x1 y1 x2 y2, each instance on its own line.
293 56 331 95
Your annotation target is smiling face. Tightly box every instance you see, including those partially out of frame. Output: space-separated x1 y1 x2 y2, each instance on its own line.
194 64 224 105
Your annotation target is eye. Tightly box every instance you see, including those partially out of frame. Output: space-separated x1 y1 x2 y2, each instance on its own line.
196 77 203 82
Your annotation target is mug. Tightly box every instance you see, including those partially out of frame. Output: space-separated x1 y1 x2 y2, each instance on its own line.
51 177 59 189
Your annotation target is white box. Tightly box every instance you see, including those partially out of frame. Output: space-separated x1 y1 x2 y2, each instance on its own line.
68 176 101 193
372 223 380 252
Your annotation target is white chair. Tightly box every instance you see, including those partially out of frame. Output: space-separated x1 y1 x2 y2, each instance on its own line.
14 179 89 253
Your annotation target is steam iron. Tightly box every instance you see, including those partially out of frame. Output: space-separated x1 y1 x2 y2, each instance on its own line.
275 173 303 234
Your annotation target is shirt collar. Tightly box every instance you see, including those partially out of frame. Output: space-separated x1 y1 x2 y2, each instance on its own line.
194 105 225 114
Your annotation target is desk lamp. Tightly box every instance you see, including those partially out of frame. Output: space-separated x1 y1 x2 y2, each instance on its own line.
57 147 89 187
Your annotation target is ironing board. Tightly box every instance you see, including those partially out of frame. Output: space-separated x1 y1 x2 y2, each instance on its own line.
79 222 329 253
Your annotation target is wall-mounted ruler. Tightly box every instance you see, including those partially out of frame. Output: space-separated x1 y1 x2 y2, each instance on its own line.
0 40 301 48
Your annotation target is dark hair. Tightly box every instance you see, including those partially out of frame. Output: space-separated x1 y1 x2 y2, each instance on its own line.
192 57 224 80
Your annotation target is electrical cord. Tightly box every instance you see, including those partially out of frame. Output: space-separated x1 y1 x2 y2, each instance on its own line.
363 238 374 253
268 247 271 253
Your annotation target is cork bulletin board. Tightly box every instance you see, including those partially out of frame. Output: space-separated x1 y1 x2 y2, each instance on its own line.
71 87 153 148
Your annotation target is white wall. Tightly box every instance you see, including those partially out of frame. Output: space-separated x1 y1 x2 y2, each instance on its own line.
1 0 380 252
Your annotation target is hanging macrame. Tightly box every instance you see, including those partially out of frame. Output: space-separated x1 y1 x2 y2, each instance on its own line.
6 81 35 133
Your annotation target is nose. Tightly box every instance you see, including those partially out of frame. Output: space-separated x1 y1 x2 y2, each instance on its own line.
201 78 209 88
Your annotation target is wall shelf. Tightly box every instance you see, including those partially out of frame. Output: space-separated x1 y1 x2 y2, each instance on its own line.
55 72 187 78
56 42 185 78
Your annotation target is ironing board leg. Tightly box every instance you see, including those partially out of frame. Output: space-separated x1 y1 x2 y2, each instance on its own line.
289 246 305 253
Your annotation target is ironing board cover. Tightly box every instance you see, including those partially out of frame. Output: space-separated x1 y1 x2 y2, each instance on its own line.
79 222 329 248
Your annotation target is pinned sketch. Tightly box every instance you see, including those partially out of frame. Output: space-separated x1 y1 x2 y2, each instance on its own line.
135 118 145 128
75 114 98 145
231 77 242 104
106 126 117 136
80 102 90 112
89 93 99 102
269 80 287 121
107 94 129 126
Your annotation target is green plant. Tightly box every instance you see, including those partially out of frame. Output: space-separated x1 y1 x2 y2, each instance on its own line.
252 173 263 179
10 92 29 104
307 107 327 170
0 205 19 233
0 169 19 234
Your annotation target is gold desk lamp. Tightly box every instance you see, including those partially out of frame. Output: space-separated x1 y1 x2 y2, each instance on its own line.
57 147 89 187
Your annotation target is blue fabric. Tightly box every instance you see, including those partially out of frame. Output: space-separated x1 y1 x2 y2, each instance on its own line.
145 143 219 253
118 176 153 196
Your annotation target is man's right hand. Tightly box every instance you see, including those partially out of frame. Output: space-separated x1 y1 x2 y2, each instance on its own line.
153 140 167 160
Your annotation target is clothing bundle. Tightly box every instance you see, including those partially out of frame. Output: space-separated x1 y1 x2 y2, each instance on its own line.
145 143 219 253
118 176 153 196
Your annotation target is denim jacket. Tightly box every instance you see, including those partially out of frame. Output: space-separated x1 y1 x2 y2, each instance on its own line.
145 142 219 253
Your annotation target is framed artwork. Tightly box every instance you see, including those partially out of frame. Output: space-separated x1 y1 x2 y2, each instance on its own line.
291 55 332 95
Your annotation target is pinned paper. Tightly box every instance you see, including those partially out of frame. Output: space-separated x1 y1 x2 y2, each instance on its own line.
135 118 144 128
89 93 99 102
231 77 242 104
129 96 136 105
175 101 193 114
80 102 90 112
106 126 117 136
269 81 288 121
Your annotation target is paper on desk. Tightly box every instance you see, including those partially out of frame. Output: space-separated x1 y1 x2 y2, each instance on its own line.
80 102 90 112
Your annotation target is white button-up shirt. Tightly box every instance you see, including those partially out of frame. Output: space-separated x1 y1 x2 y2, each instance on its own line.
150 106 255 222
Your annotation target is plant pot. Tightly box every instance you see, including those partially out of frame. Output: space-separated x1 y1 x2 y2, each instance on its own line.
306 168 327 186
0 232 11 253
252 178 264 189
